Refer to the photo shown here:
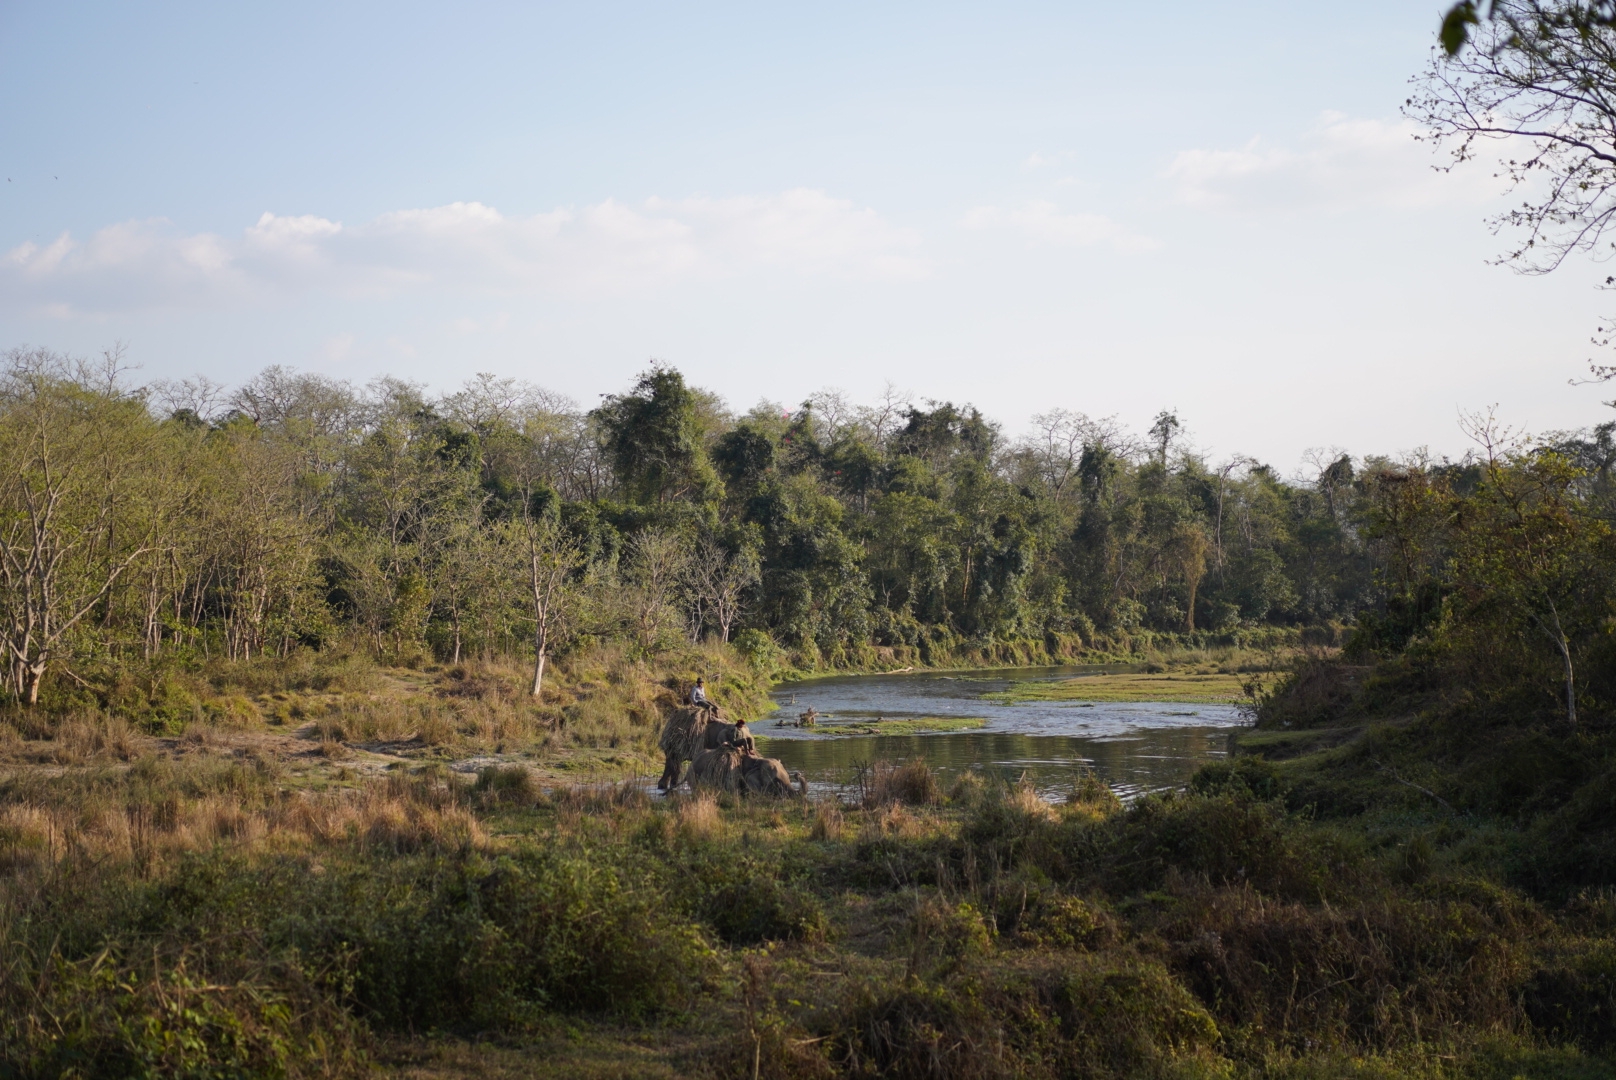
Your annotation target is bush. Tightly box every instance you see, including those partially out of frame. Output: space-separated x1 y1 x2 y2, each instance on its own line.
1163 884 1532 1051
865 760 941 808
1091 793 1360 902
674 843 828 945
826 955 1221 1080
1526 937 1616 1051
19 843 716 1042
732 629 779 672
1190 757 1284 801
0 947 364 1079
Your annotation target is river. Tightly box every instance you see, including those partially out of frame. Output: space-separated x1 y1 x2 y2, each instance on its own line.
755 666 1246 800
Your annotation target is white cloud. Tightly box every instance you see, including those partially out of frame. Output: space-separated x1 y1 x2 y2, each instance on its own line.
0 190 928 315
961 201 1158 252
1165 111 1499 211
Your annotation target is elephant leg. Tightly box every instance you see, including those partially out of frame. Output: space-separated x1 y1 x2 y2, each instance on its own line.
659 753 682 791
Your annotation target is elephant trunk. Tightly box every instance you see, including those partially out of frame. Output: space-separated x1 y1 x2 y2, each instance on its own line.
793 771 808 798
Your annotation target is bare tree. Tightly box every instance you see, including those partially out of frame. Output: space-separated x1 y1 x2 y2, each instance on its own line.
857 381 914 448
1023 409 1133 498
623 529 692 653
150 374 231 423
515 510 582 700
689 538 761 642
1212 457 1256 572
804 387 857 443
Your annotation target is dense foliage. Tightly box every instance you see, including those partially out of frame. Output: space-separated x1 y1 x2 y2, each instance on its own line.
3 346 1614 725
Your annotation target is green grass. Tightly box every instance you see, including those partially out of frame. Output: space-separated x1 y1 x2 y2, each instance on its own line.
987 671 1248 704
763 714 989 738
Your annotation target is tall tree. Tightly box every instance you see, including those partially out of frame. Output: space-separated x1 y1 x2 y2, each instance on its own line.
592 367 721 505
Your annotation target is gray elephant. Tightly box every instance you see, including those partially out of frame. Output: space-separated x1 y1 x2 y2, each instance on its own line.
658 706 752 790
687 746 807 798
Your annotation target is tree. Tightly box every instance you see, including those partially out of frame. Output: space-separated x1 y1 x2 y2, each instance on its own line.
515 508 582 700
689 537 760 643
0 350 168 704
592 367 721 505
622 528 692 653
1412 2 1616 275
1452 418 1611 727
1148 411 1181 467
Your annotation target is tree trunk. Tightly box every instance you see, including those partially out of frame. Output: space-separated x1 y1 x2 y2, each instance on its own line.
1543 600 1576 729
1558 638 1577 729
22 664 44 706
531 639 547 699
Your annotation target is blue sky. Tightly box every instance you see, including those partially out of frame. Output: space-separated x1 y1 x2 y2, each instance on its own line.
2 1 1609 466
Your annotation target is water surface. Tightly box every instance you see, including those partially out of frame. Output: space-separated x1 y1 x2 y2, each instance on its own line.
757 667 1244 800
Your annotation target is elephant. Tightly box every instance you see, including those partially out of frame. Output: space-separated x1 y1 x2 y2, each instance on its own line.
657 706 753 790
687 746 808 798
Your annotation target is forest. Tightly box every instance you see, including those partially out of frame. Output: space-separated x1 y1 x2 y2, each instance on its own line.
9 345 1613 725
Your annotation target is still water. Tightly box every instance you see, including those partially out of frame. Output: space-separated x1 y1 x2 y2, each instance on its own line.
755 667 1245 800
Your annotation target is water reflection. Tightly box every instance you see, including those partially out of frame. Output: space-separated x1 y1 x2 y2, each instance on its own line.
757 667 1244 800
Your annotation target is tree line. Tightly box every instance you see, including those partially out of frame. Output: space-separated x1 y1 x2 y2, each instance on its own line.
3 346 1612 723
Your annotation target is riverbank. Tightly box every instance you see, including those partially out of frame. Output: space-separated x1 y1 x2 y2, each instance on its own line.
0 637 1292 794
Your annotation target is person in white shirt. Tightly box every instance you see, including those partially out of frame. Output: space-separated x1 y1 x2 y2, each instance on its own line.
690 677 710 709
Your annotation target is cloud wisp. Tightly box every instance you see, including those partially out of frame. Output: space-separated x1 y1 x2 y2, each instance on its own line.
961 201 1159 252
2 189 929 316
1164 111 1499 212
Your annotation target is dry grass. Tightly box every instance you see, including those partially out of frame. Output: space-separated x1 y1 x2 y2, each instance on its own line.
675 792 723 840
1003 780 1058 824
808 799 844 842
0 756 486 877
863 759 942 808
49 712 139 764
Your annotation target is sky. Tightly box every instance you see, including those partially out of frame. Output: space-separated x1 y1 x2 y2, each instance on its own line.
2 1 1612 470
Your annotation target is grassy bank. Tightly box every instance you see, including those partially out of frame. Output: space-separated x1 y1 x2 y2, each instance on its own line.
768 627 1312 684
2 640 775 792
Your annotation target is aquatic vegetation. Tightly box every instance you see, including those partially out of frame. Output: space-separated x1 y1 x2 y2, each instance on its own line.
763 714 989 737
986 671 1247 705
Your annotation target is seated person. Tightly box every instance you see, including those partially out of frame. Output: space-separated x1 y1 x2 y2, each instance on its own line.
690 677 712 710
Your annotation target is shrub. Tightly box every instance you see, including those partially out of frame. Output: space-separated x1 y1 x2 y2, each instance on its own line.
1163 884 1531 1051
676 843 827 945
474 764 539 807
0 947 365 1079
1091 793 1360 902
866 760 941 808
826 954 1221 1080
732 629 779 672
1190 756 1284 801
1526 937 1616 1051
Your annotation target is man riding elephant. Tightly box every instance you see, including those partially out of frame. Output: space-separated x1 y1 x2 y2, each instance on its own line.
687 744 807 798
657 679 753 790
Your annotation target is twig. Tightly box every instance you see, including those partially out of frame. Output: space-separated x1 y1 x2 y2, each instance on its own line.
1375 760 1456 814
